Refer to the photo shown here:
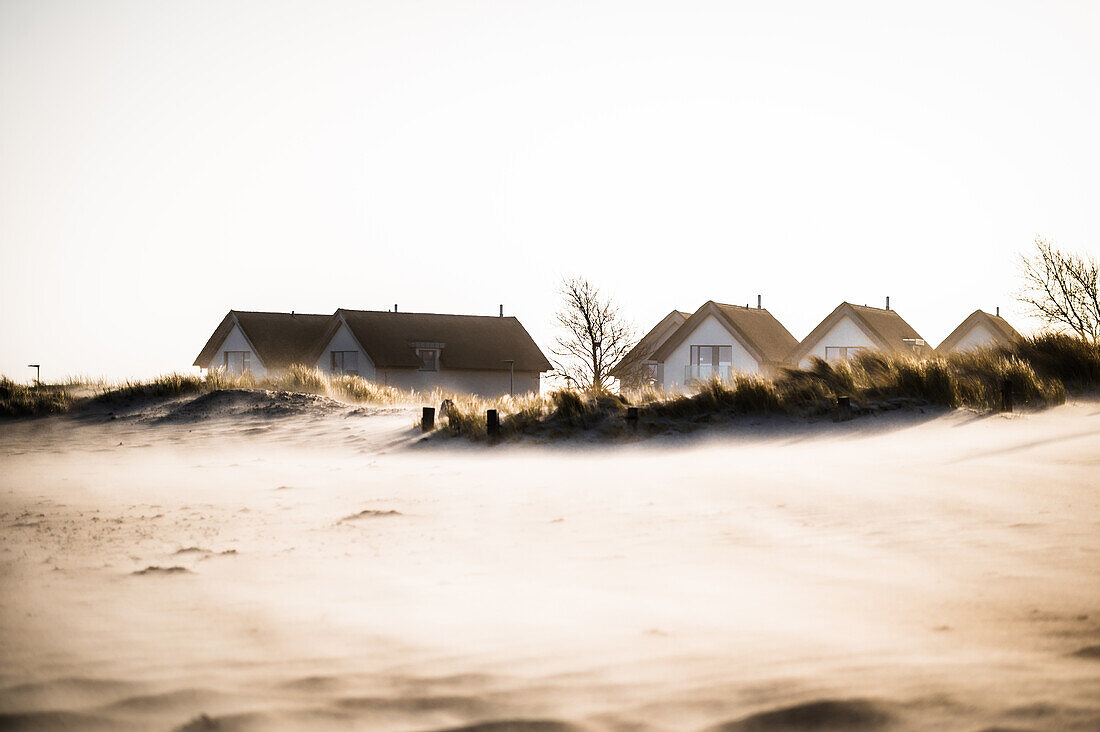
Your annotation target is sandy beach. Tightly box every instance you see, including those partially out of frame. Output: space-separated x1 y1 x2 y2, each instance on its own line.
1 394 1099 731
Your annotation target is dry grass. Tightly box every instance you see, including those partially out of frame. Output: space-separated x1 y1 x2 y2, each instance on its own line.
0 377 73 417
3 336 1093 433
430 335 1088 440
3 366 442 417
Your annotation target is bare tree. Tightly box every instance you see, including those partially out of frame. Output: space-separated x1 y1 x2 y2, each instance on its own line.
551 277 637 392
1018 237 1100 342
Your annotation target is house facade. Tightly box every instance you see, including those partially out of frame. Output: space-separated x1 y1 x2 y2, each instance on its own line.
193 311 333 379
633 301 798 389
609 309 690 387
788 301 928 368
309 309 549 395
194 308 551 397
936 309 1020 354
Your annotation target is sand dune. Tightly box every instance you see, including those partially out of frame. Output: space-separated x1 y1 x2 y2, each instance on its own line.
1 393 1099 730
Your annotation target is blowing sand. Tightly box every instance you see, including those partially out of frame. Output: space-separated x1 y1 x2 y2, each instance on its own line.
1 393 1098 731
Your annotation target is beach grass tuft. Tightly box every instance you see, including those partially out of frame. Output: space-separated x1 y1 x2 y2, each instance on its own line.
0 377 73 417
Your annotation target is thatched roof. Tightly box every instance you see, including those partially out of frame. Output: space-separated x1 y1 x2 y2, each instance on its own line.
936 310 1021 352
788 302 925 363
193 311 333 370
650 301 799 367
317 309 552 372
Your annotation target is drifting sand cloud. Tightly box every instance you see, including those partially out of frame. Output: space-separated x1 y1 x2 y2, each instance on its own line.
1 394 1099 730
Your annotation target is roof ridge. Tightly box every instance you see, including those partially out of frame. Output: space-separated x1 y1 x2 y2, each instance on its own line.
232 309 330 317
847 303 895 313
712 301 768 311
338 308 518 320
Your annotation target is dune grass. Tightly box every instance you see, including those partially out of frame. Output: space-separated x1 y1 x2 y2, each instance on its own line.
1 365 436 417
429 335 1089 441
0 377 74 417
2 336 1095 434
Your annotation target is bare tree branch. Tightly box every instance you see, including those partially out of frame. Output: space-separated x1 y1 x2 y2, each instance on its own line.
1017 237 1100 342
550 277 638 392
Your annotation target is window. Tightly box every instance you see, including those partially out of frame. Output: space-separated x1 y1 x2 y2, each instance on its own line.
688 345 733 381
903 338 927 357
224 351 251 374
825 346 864 361
418 348 439 371
331 351 358 376
691 345 733 368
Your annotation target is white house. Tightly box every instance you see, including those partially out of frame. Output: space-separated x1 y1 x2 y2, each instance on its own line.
309 309 550 395
639 301 799 389
609 309 690 387
789 301 928 368
936 309 1021 354
194 308 551 397
193 311 333 379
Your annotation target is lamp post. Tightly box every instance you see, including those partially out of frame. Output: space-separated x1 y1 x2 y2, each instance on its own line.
503 359 515 396
27 364 40 387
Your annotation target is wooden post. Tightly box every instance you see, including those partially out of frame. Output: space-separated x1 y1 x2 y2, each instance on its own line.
1001 379 1013 413
626 406 639 432
421 407 435 432
837 396 851 422
486 409 500 440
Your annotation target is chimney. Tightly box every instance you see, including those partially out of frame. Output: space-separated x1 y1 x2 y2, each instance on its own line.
499 304 503 317
885 296 890 311
757 295 762 310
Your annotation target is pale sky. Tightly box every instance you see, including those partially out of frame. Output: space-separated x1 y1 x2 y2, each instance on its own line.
2 0 1098 382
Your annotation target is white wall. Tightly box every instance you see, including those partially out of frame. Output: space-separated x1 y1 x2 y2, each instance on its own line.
315 322 376 380
798 315 879 368
660 314 760 388
378 368 540 397
944 323 997 352
207 323 268 377
314 322 537 396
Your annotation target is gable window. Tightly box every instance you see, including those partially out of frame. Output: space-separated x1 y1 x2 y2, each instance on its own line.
902 338 927 357
224 351 251 374
331 351 359 376
417 348 439 371
688 345 732 381
825 346 864 361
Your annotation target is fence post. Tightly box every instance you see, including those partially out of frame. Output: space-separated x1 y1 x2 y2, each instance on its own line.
422 407 435 432
486 409 500 441
837 396 851 422
1001 379 1013 413
626 406 639 432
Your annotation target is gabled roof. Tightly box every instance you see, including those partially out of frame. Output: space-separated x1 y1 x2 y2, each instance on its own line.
788 302 925 363
650 301 799 367
936 310 1021 352
609 309 690 378
194 311 334 369
314 309 552 372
